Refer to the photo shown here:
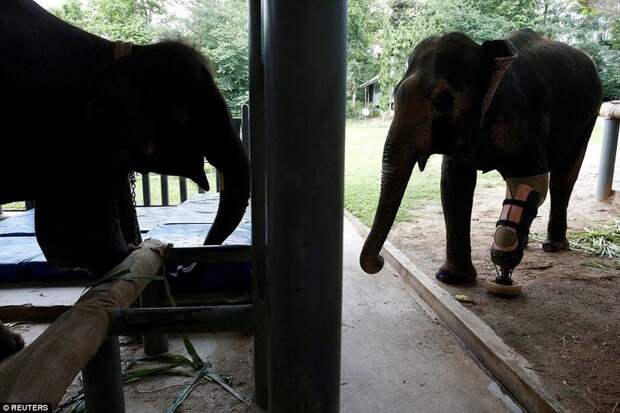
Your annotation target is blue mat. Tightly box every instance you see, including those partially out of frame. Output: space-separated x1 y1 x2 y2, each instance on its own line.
0 194 252 292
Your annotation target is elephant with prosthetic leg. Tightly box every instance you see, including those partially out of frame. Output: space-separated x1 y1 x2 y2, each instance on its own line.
0 0 250 359
360 29 602 291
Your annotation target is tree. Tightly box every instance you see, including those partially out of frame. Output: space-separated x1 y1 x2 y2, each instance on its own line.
182 0 249 113
348 0 383 107
374 0 620 107
55 0 88 28
53 0 165 44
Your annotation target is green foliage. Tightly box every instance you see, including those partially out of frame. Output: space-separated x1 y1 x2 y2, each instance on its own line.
53 0 249 114
182 0 249 113
348 0 382 107
51 0 620 117
55 0 88 27
368 0 620 109
54 0 164 43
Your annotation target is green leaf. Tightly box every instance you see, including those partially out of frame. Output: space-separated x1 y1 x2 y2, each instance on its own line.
165 364 211 413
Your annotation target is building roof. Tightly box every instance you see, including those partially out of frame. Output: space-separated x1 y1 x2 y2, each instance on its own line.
357 75 379 89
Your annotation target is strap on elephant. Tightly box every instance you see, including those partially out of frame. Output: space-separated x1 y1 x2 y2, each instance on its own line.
479 40 518 128
490 185 541 285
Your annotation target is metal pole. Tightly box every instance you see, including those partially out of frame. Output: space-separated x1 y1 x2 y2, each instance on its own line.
140 280 170 357
596 117 619 201
142 173 151 206
241 104 250 151
82 337 125 413
179 177 188 202
109 305 254 336
161 174 169 206
264 1 346 411
249 0 269 408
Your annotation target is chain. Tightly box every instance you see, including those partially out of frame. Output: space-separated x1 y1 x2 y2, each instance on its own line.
128 171 142 246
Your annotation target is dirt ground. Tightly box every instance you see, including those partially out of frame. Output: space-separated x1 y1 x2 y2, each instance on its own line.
390 139 620 412
4 323 255 412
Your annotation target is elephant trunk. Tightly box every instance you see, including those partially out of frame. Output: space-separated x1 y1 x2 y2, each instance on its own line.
204 125 250 245
360 125 418 274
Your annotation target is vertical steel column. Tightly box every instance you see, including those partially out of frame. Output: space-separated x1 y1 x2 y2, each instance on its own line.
264 1 346 411
596 117 619 201
161 175 169 206
140 280 170 356
82 337 125 413
249 0 269 408
179 177 188 202
142 173 151 206
241 103 250 151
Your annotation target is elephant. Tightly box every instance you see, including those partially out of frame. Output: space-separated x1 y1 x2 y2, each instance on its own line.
359 29 602 286
0 0 250 359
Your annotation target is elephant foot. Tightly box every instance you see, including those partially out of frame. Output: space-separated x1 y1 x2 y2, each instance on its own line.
0 323 25 361
542 238 569 253
435 264 477 285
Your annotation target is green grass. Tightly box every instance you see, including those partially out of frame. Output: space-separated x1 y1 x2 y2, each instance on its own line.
344 119 504 226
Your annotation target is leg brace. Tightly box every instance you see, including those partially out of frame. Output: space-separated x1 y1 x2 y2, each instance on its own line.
491 174 548 274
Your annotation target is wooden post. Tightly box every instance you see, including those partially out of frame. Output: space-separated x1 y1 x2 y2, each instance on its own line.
0 240 170 406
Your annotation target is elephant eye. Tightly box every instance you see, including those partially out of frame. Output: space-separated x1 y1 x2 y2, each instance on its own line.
431 89 453 115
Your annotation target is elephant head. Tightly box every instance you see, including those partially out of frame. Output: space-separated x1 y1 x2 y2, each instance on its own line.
35 41 250 275
359 33 517 274
91 41 251 246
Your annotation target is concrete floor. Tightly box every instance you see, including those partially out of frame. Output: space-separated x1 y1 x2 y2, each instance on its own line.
339 218 520 413
5 218 522 412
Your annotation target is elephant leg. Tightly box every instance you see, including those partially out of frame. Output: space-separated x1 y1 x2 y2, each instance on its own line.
544 142 589 252
0 321 24 361
436 155 478 285
35 184 129 276
490 179 547 281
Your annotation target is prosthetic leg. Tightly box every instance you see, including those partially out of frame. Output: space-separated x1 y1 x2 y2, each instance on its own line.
487 174 548 296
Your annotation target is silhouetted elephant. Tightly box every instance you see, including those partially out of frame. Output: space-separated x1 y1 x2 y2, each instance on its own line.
359 29 602 286
0 0 250 359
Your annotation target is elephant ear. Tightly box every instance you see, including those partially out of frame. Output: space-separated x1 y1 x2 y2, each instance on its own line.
88 58 150 162
88 60 134 123
479 39 519 126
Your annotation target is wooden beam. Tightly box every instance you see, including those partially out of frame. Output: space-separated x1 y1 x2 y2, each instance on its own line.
109 305 254 336
0 239 170 406
167 245 251 265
